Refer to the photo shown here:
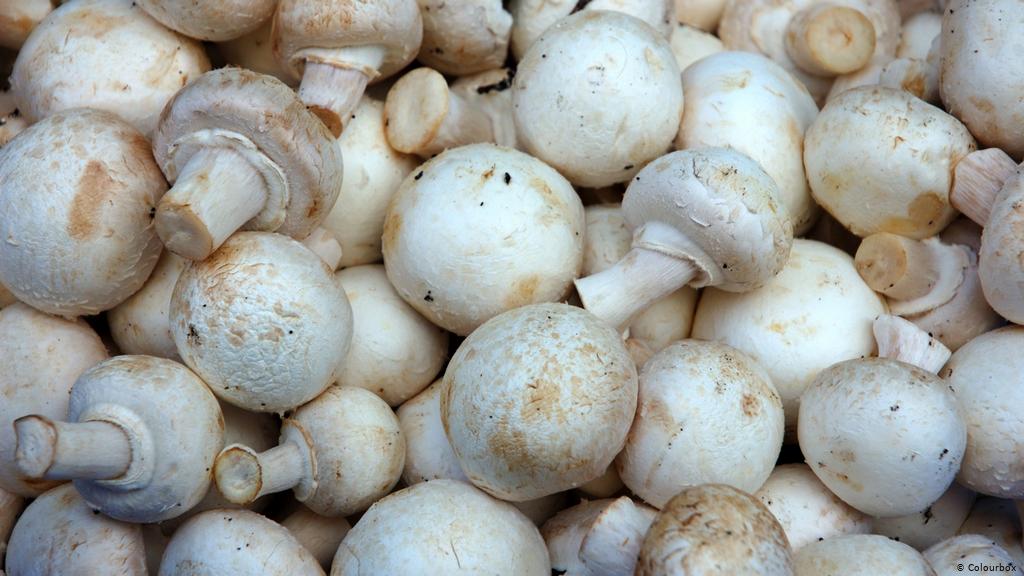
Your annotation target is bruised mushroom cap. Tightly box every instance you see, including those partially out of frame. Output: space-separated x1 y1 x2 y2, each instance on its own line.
618 340 785 508
872 482 977 550
623 148 793 292
108 252 187 361
804 86 976 239
798 357 966 518
754 464 871 551
170 232 353 413
794 534 933 576
418 0 512 75
397 380 470 485
154 67 343 242
940 0 1024 160
382 144 584 337
0 108 166 317
10 0 210 135
272 0 422 82
940 326 1024 498
0 0 53 50
512 10 683 188
135 0 276 41
978 171 1024 324
0 303 108 497
442 303 638 501
542 496 657 576
636 484 794 575
676 51 820 234
331 479 549 575
159 509 324 575
6 484 145 576
925 534 1017 576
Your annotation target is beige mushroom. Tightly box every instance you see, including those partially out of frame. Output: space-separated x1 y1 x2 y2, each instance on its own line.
958 498 1024 567
0 488 23 568
872 482 977 550
281 506 351 571
397 380 469 485
108 252 187 361
873 314 952 374
215 20 293 84
0 0 53 50
925 534 1018 575
0 92 27 148
542 496 657 576
794 534 934 575
674 0 728 31
134 0 276 41
668 23 725 72
418 0 512 75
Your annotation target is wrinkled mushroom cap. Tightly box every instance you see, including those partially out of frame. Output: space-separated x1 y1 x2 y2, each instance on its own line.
135 0 276 41
794 534 933 575
397 380 470 485
108 251 188 361
418 0 512 75
0 0 53 50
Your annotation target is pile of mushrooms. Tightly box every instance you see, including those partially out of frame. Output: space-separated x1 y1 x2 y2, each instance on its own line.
2 0 1024 574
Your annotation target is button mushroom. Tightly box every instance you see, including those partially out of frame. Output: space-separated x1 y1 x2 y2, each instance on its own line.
542 496 657 576
0 488 23 568
794 534 934 575
674 0 728 32
215 20 293 85
13 355 223 523
107 252 187 361
0 0 53 50
134 0 276 41
924 534 1018 576
281 506 351 571
397 380 469 485
417 0 512 76
958 498 1024 567
872 482 977 550
873 313 952 374
669 23 725 72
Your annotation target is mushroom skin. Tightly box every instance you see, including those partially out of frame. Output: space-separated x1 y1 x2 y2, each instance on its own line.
215 21 293 85
0 487 24 567
418 0 512 75
0 0 53 50
669 23 725 73
108 252 187 361
281 506 351 571
959 499 1024 567
135 0 276 41
674 0 728 30
794 534 934 575
512 10 683 188
397 380 470 485
978 171 1024 324
6 484 145 576
0 108 166 318
442 303 638 501
898 11 942 59
331 479 550 575
872 482 977 551
636 484 794 575
542 496 657 576
798 357 966 518
925 534 1017 576
10 0 210 135
171 232 353 413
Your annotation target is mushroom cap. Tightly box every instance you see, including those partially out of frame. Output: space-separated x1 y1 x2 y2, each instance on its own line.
636 484 794 575
0 108 166 317
0 303 108 497
10 0 210 135
512 10 683 188
674 0 729 30
397 380 470 485
331 479 550 575
335 265 448 406
170 232 354 413
135 0 276 41
691 239 887 433
215 21 294 85
418 0 512 75
442 303 638 501
6 484 145 576
618 340 785 508
676 51 820 234
669 22 726 72
794 534 933 576
872 482 977 551
450 67 519 149
153 67 342 240
320 98 418 268
583 205 633 276
0 0 52 50
158 509 324 575
382 144 584 336
69 355 223 523
897 11 941 59
940 0 1024 160
272 0 422 81
754 463 871 551
108 251 188 361
958 498 1024 567
804 86 976 239
978 172 1024 324
940 326 1024 498
925 534 1017 576
798 357 967 518
623 148 794 292
542 496 657 575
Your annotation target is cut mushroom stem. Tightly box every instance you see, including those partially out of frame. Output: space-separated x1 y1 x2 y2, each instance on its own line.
155 148 268 260
298 61 371 138
856 233 949 300
14 416 131 481
873 314 951 373
301 227 343 271
214 442 307 505
951 148 1019 225
784 3 876 77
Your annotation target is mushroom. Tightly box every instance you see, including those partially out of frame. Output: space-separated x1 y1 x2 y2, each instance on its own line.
940 0 1024 160
873 314 952 374
676 51 820 234
925 534 1018 575
798 357 966 517
301 227 344 271
940 327 1024 498
134 0 276 41
804 86 977 239
691 239 887 437
794 534 934 575
898 11 942 59
0 303 108 498
0 92 27 148
511 493 572 528
13 355 223 523
108 252 187 361
0 108 166 318
272 0 422 136
669 23 725 73
872 482 977 550
5 484 145 576
10 0 210 135
215 21 294 85
0 488 24 568
618 340 785 508
574 147 794 332
170 232 353 413
382 143 585 336
331 479 550 575
158 509 324 575
319 98 418 268
0 0 53 50
281 506 351 571
579 466 627 499
542 496 657 576
958 498 1024 567
397 380 469 485
214 385 404 517
636 484 794 575
442 303 638 501
674 0 728 31
512 10 683 188
152 67 342 261
417 0 512 75
879 49 941 103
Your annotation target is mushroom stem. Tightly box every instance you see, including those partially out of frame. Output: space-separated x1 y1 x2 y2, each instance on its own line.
214 442 307 505
855 233 944 300
14 416 131 481
301 227 343 271
951 148 1019 225
155 147 268 261
298 61 369 138
873 314 951 373
784 3 877 77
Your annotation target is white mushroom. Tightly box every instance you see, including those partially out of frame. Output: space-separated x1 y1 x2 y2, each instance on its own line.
794 534 933 575
578 466 626 499
397 380 469 485
669 23 725 72
215 21 293 85
898 11 942 59
674 0 728 31
301 227 344 271
542 496 657 576
108 252 187 361
873 314 952 374
134 0 276 41
0 488 23 568
417 0 512 75
958 498 1024 567
0 92 27 148
925 534 1018 575
872 482 977 550
0 0 53 50
281 506 351 571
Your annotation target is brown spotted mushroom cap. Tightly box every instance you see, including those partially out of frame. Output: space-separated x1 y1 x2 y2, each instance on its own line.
135 0 276 41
